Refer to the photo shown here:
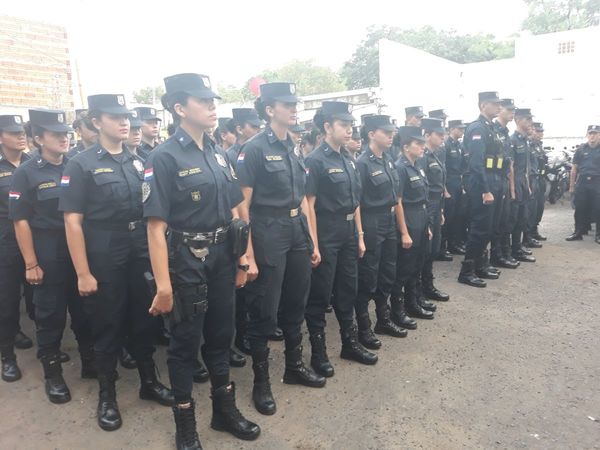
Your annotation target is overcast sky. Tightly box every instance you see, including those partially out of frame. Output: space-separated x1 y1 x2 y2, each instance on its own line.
4 0 529 100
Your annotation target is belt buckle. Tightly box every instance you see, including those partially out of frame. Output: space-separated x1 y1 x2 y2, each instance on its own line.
422 204 426 209
346 213 354 221
290 208 299 218
128 221 136 231
587 176 592 181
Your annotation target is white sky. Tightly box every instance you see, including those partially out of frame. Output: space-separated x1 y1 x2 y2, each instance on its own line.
4 0 529 100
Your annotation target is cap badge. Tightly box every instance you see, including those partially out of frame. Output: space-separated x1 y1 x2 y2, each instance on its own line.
150 108 155 115
14 116 21 124
201 76 211 88
57 114 64 123
290 84 296 94
117 95 125 106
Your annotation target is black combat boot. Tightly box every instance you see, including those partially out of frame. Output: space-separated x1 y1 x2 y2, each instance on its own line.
356 312 382 350
14 330 33 350
173 400 203 450
474 254 499 280
532 227 547 241
268 327 284 341
340 325 378 365
234 320 252 355
193 359 209 383
97 372 121 431
495 236 519 269
389 294 417 330
458 260 487 288
405 282 435 319
482 250 501 275
229 347 247 368
119 347 137 369
415 279 436 312
251 348 276 415
79 344 97 379
1 346 21 382
41 353 71 404
138 360 174 406
565 231 583 241
282 336 326 388
513 249 536 262
422 278 450 302
374 303 408 337
309 332 334 377
211 382 260 441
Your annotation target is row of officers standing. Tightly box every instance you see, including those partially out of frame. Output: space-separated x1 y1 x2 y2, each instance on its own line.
0 73 597 450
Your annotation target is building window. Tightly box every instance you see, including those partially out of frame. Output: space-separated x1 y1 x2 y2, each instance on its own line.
557 41 575 54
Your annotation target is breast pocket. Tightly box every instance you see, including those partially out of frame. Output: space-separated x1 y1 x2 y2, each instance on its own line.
174 173 212 204
264 161 289 187
36 186 60 201
92 173 129 201
370 173 389 188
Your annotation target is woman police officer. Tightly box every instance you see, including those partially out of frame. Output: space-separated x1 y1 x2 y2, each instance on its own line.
303 102 377 378
9 109 94 403
144 73 260 449
236 82 326 416
59 94 173 432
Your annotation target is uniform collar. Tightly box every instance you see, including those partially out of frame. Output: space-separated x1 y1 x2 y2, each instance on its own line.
174 126 215 152
399 153 414 167
365 147 384 163
321 141 347 158
479 114 493 127
265 125 294 150
93 142 134 160
34 155 68 168
0 149 29 165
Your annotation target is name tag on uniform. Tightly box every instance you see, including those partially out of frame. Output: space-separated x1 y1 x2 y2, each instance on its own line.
178 167 202 177
429 162 439 168
328 168 344 174
265 155 283 161
497 158 503 169
38 182 57 190
371 170 383 177
0 171 12 178
409 176 421 181
450 150 457 154
93 168 114 174
486 158 494 169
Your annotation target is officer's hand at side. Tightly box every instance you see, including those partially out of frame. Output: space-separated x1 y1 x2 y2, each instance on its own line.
482 192 494 204
401 233 413 249
246 256 259 282
510 191 516 200
569 186 574 194
444 191 451 199
78 273 98 296
26 266 44 285
235 269 248 289
428 227 433 240
441 213 445 226
357 235 366 258
149 289 173 316
311 249 321 268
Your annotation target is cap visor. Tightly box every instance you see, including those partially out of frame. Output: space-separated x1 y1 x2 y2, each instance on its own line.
412 136 426 142
130 120 143 128
142 116 162 122
426 127 446 134
273 95 300 103
248 119 263 127
332 113 356 122
0 125 25 133
377 125 397 132
42 124 73 133
188 89 222 100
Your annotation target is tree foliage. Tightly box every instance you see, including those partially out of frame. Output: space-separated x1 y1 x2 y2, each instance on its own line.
341 25 515 89
133 86 165 105
522 0 600 34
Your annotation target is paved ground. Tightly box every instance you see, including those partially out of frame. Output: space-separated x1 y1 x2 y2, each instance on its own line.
1 202 599 450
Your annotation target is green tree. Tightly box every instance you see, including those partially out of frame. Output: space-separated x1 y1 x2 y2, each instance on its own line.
341 25 515 89
522 0 600 34
133 86 165 104
217 84 252 104
257 59 346 96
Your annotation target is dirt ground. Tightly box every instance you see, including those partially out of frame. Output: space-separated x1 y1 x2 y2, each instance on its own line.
1 202 599 450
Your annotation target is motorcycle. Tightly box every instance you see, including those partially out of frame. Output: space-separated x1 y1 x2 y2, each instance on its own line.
545 147 572 204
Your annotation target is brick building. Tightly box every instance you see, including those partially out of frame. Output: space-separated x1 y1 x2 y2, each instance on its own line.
0 15 74 117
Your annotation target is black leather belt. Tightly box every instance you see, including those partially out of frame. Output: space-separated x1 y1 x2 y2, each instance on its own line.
362 206 395 214
251 205 302 218
86 220 143 231
171 226 230 248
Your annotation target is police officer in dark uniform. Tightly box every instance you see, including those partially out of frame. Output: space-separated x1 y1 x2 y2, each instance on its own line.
60 94 173 432
304 102 377 378
215 117 236 152
347 125 362 159
392 126 434 319
144 73 260 448
0 114 30 382
69 109 98 157
405 106 425 127
226 108 262 165
508 108 537 263
531 122 548 241
443 119 467 255
458 92 505 288
126 110 144 155
236 82 325 417
135 106 162 160
491 99 520 269
9 109 93 403
418 118 450 302
523 121 544 250
566 124 600 243
354 115 411 347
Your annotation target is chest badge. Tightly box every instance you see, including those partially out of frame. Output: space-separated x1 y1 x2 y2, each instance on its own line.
350 161 355 170
420 169 426 177
133 159 144 174
191 191 201 202
142 182 151 202
215 154 227 167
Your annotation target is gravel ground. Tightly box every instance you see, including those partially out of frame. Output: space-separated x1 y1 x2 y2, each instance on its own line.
1 202 599 450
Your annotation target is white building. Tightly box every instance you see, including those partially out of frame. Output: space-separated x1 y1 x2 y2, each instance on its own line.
379 26 600 147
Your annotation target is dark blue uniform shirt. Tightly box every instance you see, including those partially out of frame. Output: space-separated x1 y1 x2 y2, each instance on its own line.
464 115 504 193
356 147 399 210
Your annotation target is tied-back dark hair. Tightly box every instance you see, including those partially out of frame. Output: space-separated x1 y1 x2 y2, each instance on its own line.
254 97 276 123
29 123 43 150
161 92 191 126
304 127 320 147
360 125 371 143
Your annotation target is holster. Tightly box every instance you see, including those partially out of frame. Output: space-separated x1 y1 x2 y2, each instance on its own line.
228 218 250 259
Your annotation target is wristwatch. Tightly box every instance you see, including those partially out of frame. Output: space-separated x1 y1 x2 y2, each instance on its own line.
237 264 250 272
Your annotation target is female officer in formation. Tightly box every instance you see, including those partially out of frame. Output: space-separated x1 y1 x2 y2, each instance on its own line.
303 101 377 378
59 94 173 432
144 73 259 449
354 115 412 349
236 82 325 417
0 114 30 382
9 109 93 404
391 126 434 321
